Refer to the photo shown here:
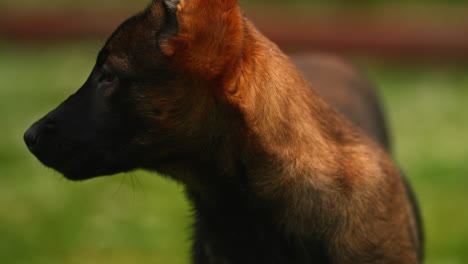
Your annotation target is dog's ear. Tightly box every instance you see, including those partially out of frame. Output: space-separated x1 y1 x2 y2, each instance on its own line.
157 0 244 81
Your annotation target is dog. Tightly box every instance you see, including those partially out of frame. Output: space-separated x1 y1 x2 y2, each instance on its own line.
24 0 422 263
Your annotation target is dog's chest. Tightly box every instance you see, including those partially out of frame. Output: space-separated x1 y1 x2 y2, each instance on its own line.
192 213 331 264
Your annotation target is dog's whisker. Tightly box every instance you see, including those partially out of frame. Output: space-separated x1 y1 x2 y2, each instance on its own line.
133 173 146 199
129 173 136 202
112 173 127 198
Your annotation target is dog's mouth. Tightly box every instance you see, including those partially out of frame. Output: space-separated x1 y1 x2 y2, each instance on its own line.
42 152 136 181
60 164 133 181
27 136 137 181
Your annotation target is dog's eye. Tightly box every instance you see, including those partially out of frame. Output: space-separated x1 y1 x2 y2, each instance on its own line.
98 71 118 87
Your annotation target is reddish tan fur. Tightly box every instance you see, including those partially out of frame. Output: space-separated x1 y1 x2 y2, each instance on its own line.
234 38 419 259
161 0 244 82
292 54 391 151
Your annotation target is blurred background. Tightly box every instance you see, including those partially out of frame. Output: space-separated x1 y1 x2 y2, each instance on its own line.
1 0 467 263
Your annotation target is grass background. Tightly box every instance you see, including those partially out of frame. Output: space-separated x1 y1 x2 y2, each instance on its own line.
1 0 468 260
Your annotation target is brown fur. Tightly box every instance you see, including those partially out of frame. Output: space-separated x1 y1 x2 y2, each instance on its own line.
161 0 243 83
292 54 391 151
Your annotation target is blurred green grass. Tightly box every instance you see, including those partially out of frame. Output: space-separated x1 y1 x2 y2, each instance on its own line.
0 42 467 264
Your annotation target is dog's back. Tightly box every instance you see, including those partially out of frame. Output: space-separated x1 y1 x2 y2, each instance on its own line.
293 53 423 260
292 54 390 151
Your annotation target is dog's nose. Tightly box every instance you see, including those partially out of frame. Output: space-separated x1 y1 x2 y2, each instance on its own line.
24 127 38 150
24 121 56 151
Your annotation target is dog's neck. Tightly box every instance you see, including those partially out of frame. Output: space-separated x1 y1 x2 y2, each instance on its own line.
183 16 362 226
163 18 378 216
226 19 367 190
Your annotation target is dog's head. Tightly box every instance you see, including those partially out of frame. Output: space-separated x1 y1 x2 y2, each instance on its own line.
24 0 244 180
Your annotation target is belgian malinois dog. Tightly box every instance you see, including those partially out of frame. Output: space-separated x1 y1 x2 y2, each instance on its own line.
24 0 422 263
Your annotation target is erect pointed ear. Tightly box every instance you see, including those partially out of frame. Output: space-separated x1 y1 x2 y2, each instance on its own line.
158 0 244 81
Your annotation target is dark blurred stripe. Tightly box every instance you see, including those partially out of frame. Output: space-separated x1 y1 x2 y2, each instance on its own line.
1 9 468 61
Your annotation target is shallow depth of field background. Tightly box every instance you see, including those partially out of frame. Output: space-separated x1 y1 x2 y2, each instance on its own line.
1 0 467 264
